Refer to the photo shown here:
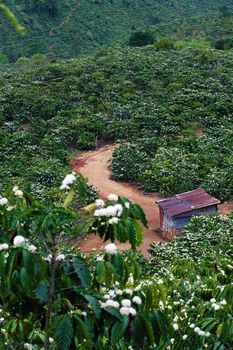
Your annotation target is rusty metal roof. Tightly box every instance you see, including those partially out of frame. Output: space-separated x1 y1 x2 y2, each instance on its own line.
157 189 220 217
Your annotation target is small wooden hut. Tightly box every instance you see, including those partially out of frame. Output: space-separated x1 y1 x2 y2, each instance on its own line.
157 189 220 236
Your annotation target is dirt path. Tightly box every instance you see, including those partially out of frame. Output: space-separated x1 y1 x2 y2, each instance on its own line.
72 145 233 258
72 145 165 258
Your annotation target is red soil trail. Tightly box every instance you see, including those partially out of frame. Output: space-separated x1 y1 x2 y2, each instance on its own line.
72 145 165 258
72 145 233 258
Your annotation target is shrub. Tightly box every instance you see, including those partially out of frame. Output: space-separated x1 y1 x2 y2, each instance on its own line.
129 31 154 47
155 38 175 50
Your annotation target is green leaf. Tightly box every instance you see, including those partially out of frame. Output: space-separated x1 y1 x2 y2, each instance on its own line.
82 294 101 318
111 316 128 344
105 307 123 321
54 316 73 350
73 257 92 288
35 280 48 302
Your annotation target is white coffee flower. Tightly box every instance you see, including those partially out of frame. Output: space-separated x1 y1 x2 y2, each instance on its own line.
95 199 105 208
121 299 131 308
194 327 200 333
28 244 37 253
220 299 227 305
108 217 119 225
114 204 123 217
56 254 65 261
104 243 117 255
173 323 179 331
210 298 216 303
198 330 206 337
132 296 142 305
124 288 133 295
129 307 137 316
13 235 26 247
182 335 188 340
0 198 8 206
15 190 23 198
120 307 130 316
212 303 220 311
108 194 118 202
105 300 120 308
0 243 9 251
125 202 130 209
60 173 76 190
190 324 195 329
13 186 19 193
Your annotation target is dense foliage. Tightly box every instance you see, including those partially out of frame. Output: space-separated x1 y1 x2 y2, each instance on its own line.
1 1 233 62
0 46 232 200
0 180 232 349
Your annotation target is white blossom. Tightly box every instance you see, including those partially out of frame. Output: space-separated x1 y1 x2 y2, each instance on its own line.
121 299 131 308
14 190 23 198
56 254 65 261
182 335 188 340
120 307 130 316
0 243 9 251
0 198 8 206
60 174 76 190
129 307 137 316
190 324 195 329
220 299 227 305
108 217 119 225
13 235 26 247
95 199 105 208
108 194 118 202
105 300 120 308
28 244 37 253
104 243 117 255
210 298 216 303
132 296 142 305
125 202 130 209
198 330 206 337
173 323 179 331
13 186 19 193
212 303 220 311
194 327 200 333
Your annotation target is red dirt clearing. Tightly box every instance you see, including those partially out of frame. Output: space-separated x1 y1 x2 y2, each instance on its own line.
72 145 233 258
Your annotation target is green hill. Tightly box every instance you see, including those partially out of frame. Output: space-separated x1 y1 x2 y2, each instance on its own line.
1 0 233 62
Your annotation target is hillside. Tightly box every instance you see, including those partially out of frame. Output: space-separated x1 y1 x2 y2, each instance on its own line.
0 45 232 201
1 0 233 62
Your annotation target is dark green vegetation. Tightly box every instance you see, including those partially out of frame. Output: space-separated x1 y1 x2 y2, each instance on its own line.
1 46 232 200
0 183 232 349
1 0 233 62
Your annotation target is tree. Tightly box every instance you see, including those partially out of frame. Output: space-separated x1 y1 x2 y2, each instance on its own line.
129 31 154 47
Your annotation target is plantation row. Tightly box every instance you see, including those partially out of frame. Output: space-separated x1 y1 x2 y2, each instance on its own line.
0 46 232 201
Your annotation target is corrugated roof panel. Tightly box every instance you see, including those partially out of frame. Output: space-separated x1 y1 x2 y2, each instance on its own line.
157 189 220 217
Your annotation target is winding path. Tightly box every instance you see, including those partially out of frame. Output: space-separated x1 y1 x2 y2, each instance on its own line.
72 145 165 258
72 145 233 258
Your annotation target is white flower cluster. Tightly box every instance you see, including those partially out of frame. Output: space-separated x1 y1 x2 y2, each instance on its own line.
210 297 226 310
95 199 105 208
60 173 76 190
104 243 117 255
13 186 23 198
108 194 118 202
43 253 66 263
94 204 123 218
0 197 8 206
11 235 37 253
0 243 9 252
189 324 210 337
100 286 142 318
